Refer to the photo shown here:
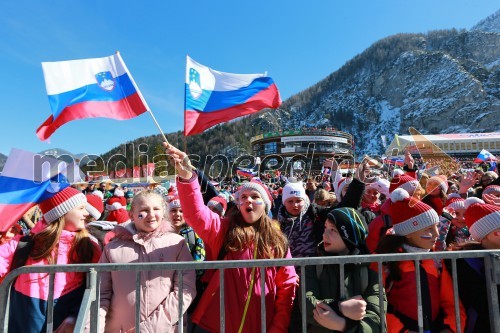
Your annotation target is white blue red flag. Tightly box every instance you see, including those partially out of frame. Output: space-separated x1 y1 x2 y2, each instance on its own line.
36 53 148 140
236 167 258 178
474 149 497 163
184 56 281 136
0 149 70 232
389 158 404 166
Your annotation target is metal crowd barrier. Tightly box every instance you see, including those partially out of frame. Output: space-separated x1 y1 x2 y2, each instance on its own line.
0 250 499 333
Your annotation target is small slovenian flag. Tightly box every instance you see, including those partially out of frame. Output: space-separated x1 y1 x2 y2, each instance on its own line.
390 158 404 166
184 56 281 136
236 167 258 178
474 149 497 163
0 149 70 232
36 53 148 141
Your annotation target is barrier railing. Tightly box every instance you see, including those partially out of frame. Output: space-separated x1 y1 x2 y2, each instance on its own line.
1 250 499 333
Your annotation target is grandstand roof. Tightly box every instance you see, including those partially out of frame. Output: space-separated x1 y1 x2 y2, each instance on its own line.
395 132 500 142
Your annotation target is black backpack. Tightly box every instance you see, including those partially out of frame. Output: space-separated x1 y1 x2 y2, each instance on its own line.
9 235 34 272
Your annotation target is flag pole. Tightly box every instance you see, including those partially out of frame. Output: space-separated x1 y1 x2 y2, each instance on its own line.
115 51 169 144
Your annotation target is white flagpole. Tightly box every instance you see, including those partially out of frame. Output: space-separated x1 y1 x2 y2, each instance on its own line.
115 51 169 144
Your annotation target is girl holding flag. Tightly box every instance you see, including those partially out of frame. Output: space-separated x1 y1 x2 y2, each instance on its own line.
164 142 297 333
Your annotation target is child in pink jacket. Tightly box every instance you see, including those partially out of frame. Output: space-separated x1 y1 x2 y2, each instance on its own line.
94 190 196 333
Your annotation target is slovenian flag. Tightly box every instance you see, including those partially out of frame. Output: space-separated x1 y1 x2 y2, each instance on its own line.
389 158 404 166
36 53 148 141
0 149 70 232
236 167 258 178
474 149 497 163
184 56 281 136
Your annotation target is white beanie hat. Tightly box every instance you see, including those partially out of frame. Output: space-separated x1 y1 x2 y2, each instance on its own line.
282 182 307 203
366 177 390 197
114 188 125 197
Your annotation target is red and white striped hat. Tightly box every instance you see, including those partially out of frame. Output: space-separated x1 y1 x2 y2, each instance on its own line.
389 174 420 195
168 196 182 210
445 193 465 211
39 187 86 223
464 197 500 241
482 185 500 198
85 194 104 220
389 188 439 236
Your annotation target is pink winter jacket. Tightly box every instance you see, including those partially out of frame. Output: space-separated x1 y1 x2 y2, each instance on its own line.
94 221 196 333
177 174 298 333
0 223 100 300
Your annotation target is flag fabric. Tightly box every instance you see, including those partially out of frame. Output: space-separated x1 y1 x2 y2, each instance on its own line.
36 53 149 141
489 161 497 172
236 167 258 178
0 149 70 232
474 149 497 163
389 158 404 166
322 167 331 175
184 56 281 136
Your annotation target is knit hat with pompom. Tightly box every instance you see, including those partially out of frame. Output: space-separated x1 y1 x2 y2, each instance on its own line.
464 197 500 241
389 188 439 236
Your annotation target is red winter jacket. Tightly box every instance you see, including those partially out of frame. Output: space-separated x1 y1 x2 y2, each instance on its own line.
382 258 466 332
366 199 392 253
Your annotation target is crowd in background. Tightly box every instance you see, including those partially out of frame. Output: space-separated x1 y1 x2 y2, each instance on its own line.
0 145 499 332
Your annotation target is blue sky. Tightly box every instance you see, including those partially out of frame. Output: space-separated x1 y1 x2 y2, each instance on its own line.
0 1 498 157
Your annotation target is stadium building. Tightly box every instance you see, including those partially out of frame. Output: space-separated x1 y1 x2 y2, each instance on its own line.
250 128 354 172
385 132 500 157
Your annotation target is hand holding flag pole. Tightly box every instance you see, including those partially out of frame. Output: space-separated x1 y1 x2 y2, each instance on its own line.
163 142 193 179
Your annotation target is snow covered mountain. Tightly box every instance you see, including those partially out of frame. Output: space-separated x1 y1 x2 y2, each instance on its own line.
255 10 500 156
472 9 500 33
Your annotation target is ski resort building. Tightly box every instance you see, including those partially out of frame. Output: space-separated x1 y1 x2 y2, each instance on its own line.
250 128 354 172
385 132 500 158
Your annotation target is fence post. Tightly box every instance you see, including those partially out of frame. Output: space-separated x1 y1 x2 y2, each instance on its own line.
74 268 97 333
485 253 500 332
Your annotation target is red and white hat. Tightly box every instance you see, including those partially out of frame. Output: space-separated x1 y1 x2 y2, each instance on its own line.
366 178 390 197
106 196 127 211
445 193 465 211
39 187 87 223
168 196 181 210
389 188 439 236
482 185 500 198
336 178 352 202
106 209 130 224
207 196 227 216
113 188 125 197
236 180 272 213
86 194 104 220
389 174 420 195
464 197 500 241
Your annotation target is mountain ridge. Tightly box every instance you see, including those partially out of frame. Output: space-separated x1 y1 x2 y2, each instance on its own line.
98 9 500 170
